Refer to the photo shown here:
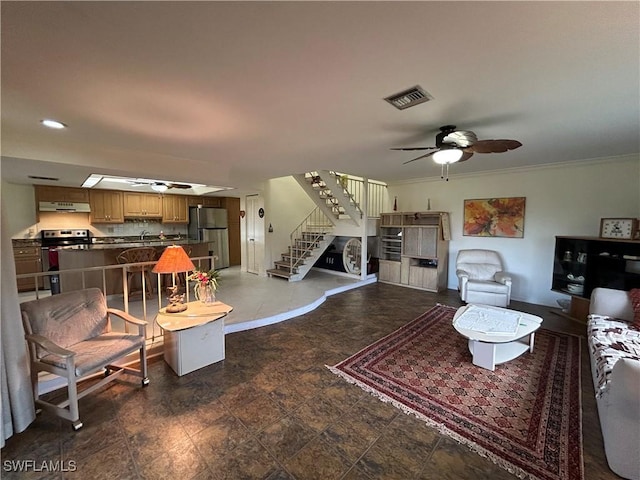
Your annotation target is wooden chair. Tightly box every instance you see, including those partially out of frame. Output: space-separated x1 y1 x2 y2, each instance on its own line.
116 247 157 298
21 288 149 430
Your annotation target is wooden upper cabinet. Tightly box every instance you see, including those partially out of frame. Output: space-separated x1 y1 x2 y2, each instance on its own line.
162 195 189 223
123 192 163 217
89 190 124 223
187 196 221 208
35 185 89 203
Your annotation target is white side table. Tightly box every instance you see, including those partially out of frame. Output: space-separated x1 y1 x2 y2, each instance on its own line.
156 301 233 376
453 304 542 371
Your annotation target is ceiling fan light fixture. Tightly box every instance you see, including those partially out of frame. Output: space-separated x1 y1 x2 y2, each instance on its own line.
151 183 169 192
433 148 463 164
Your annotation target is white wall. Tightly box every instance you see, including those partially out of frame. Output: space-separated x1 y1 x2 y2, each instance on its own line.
1 181 37 238
386 155 640 307
263 176 316 273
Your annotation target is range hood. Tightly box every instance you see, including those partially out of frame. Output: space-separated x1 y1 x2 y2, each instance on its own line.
39 201 91 213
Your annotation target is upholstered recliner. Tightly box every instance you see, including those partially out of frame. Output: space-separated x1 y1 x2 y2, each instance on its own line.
21 288 149 430
456 249 512 307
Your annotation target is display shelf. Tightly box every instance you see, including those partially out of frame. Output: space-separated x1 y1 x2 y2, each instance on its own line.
553 236 640 300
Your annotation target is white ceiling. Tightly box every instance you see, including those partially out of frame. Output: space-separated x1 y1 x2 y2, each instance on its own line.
1 2 639 195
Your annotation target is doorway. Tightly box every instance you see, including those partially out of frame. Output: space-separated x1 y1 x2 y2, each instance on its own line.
245 195 264 274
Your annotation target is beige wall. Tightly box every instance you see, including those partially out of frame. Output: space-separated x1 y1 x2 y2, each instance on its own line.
385 155 640 307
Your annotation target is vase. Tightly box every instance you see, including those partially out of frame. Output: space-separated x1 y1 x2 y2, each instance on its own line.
195 283 216 304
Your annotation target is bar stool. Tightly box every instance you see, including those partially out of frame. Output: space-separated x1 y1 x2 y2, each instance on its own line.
116 247 157 298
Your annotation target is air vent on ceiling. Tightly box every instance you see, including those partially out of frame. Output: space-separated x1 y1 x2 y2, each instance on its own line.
384 85 433 110
29 175 59 181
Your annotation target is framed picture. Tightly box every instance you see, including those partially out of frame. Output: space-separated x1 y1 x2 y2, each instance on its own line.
463 197 526 238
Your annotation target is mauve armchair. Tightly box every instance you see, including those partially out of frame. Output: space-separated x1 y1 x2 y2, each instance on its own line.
21 288 149 430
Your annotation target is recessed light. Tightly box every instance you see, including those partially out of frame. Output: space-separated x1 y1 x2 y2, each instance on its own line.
40 119 67 129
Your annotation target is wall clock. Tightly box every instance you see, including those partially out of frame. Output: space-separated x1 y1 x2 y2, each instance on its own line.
599 218 636 239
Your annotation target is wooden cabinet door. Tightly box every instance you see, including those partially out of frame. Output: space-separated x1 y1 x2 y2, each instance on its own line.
402 228 421 256
144 194 163 216
14 247 43 291
90 190 123 223
408 266 438 291
379 260 401 284
124 193 162 217
162 195 188 223
419 227 438 258
403 227 438 258
123 192 144 216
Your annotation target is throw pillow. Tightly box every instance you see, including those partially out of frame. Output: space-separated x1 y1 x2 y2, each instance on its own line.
630 288 640 330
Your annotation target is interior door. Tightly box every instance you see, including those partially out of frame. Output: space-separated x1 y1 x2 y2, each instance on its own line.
245 195 262 274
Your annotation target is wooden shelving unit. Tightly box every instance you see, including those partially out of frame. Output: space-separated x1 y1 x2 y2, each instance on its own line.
378 211 450 292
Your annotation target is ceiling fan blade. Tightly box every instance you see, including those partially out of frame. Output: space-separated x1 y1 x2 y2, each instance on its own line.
457 151 474 162
470 139 522 154
442 130 477 148
390 146 437 151
167 183 191 189
403 150 438 164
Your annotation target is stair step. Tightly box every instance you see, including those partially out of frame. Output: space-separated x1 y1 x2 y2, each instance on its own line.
273 260 298 272
267 269 295 279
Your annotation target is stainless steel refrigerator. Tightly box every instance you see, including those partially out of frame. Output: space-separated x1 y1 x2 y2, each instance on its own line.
188 206 230 269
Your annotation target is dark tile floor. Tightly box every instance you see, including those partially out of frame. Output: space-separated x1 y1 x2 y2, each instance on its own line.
1 283 620 479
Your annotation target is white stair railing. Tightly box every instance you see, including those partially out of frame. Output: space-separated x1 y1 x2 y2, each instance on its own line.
287 207 333 274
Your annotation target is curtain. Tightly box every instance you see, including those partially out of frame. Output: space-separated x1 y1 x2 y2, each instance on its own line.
1 198 36 447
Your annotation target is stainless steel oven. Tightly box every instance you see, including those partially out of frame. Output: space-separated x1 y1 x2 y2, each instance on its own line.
41 229 91 292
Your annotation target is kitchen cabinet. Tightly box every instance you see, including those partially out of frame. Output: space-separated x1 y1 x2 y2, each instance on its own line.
14 246 43 291
188 196 221 208
123 193 163 217
162 195 189 223
89 190 124 223
378 211 449 292
35 185 89 203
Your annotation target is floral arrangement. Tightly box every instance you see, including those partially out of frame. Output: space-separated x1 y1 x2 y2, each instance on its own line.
188 268 220 291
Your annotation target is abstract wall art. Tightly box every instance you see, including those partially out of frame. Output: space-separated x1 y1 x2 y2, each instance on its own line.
463 197 526 238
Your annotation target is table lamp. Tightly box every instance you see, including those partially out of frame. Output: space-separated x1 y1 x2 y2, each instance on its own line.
152 245 195 313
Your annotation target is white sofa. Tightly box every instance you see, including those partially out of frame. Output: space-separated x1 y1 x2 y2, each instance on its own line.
587 287 640 480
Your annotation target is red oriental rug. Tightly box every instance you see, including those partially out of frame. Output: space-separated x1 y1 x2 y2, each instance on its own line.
328 304 583 480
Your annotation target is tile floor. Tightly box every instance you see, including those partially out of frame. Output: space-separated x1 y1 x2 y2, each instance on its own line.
4 276 619 480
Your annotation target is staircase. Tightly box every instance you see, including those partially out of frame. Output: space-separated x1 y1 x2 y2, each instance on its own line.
267 208 335 281
293 171 363 225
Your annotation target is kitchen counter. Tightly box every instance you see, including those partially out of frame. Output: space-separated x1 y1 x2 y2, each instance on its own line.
81 237 199 250
56 242 210 295
12 239 41 247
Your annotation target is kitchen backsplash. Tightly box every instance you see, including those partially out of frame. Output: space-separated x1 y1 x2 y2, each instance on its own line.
13 212 188 240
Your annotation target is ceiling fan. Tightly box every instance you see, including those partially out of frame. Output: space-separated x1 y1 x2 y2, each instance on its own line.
127 179 192 191
391 125 522 180
150 182 191 192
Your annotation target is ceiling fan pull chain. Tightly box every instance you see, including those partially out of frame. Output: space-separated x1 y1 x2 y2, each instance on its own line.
440 163 445 179
446 163 450 181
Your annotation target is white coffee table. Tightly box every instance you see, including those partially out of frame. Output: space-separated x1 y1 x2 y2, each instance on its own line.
452 304 543 371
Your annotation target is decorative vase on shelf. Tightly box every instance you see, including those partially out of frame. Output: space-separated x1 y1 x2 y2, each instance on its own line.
195 283 216 304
